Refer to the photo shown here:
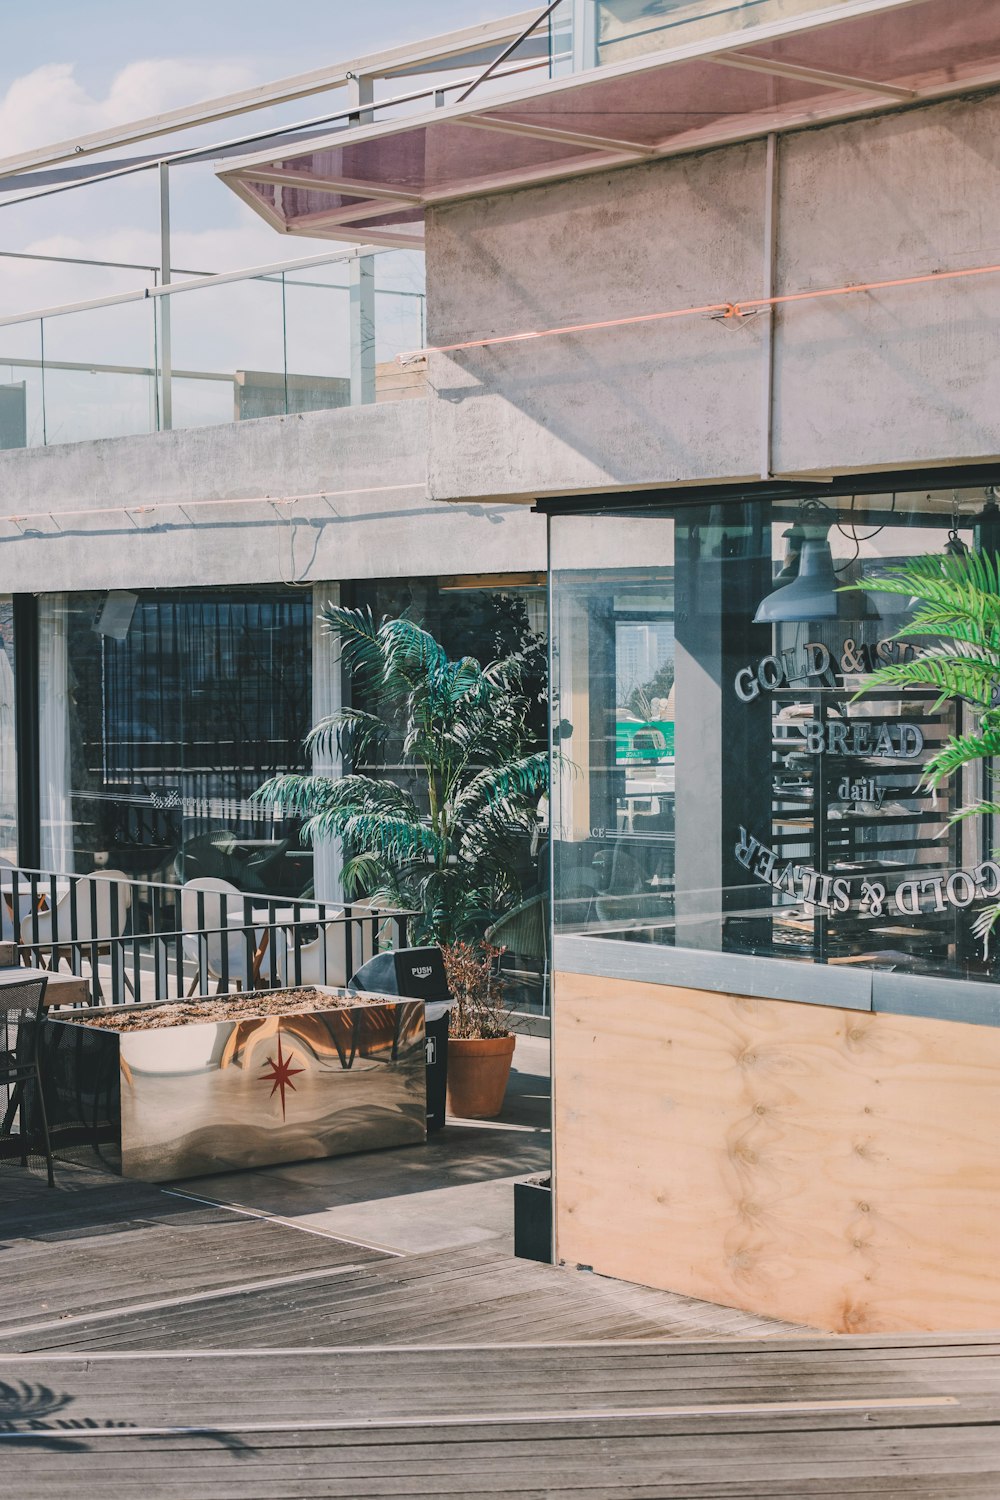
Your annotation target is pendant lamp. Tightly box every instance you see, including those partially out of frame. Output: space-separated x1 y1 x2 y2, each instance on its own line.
774 522 806 584
753 538 840 623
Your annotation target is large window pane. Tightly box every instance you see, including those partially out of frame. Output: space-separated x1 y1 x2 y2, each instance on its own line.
595 0 861 66
552 488 998 989
37 587 312 895
349 576 548 894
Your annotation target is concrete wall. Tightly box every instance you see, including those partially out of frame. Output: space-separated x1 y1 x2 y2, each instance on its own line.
0 397 545 593
425 89 1000 501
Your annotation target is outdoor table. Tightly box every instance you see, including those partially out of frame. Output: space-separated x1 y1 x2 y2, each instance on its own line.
0 966 91 1005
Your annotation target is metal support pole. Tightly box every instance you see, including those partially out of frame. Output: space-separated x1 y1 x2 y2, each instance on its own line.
158 161 173 430
13 595 40 870
570 0 597 73
311 583 344 903
347 75 377 407
759 133 779 481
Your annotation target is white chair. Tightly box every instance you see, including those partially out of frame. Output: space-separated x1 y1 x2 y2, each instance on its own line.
0 855 18 943
180 877 258 994
29 870 132 999
274 909 375 989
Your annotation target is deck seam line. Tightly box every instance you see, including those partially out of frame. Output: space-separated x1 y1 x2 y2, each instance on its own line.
0 1341 991 1360
0 1263 370 1340
158 1186 407 1256
0 1395 959 1441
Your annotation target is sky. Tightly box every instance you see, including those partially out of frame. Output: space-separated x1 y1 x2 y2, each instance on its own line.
0 2 522 104
0 1 527 317
0 0 538 430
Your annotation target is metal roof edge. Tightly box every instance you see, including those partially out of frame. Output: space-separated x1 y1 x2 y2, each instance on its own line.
530 461 1000 515
218 0 933 175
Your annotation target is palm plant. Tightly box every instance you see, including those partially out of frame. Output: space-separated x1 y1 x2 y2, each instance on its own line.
851 549 1000 949
254 604 549 945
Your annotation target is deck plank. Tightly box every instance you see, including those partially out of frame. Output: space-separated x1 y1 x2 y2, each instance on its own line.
5 1161 1000 1495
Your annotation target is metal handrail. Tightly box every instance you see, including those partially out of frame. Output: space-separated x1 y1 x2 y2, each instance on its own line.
0 245 392 330
457 0 565 103
0 52 566 215
2 863 414 1006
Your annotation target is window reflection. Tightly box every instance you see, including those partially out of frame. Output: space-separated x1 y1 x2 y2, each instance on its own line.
37 587 312 894
552 491 998 987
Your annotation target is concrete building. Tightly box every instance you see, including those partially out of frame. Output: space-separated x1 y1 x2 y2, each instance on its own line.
7 0 1000 1332
0 15 550 890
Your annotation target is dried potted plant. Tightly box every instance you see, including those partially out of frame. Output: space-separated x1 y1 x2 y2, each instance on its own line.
441 940 515 1118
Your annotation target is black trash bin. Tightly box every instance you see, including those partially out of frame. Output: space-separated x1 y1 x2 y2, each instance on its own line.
348 947 451 1132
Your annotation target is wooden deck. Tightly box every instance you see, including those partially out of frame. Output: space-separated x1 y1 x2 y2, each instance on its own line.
3 1162 1000 1495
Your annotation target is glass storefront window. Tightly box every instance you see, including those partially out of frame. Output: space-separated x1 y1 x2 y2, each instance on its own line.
37 587 312 893
594 1 860 66
348 576 549 896
551 489 1000 996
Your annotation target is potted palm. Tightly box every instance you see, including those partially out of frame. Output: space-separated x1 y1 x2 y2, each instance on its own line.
255 605 548 1114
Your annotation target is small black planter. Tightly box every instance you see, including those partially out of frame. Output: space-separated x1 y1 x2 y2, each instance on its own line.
514 1174 552 1263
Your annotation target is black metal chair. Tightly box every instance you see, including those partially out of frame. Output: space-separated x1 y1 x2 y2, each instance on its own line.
0 975 54 1187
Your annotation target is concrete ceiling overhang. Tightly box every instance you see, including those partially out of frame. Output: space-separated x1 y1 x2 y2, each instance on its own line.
218 0 1000 248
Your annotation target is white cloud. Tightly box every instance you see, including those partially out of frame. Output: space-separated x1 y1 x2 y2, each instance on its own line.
0 57 260 155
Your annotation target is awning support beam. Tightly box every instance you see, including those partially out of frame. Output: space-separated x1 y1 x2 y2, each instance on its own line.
461 113 656 156
710 49 917 102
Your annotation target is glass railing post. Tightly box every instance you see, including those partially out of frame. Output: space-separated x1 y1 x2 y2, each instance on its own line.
39 318 48 446
158 161 173 431
349 253 377 406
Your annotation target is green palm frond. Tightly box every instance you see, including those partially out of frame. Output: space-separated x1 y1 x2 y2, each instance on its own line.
972 902 1000 958
320 603 384 684
306 708 388 762
255 773 416 819
305 809 442 866
258 606 547 945
453 752 550 823
924 729 1000 784
946 802 1000 826
340 855 408 903
852 549 1000 956
377 616 450 689
857 649 1000 710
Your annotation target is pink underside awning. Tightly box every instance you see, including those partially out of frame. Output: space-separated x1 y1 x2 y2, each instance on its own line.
219 0 1000 247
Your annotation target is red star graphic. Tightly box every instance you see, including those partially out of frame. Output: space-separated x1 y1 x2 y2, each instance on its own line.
259 1034 305 1121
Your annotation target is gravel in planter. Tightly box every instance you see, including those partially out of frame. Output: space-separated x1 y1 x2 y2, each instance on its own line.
75 987 386 1032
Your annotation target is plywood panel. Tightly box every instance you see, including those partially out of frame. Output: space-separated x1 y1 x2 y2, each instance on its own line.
553 970 1000 1334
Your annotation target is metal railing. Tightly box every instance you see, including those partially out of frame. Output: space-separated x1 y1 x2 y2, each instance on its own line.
3 865 411 1006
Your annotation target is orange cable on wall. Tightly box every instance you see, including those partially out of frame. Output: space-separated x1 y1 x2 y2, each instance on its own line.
403 259 1000 359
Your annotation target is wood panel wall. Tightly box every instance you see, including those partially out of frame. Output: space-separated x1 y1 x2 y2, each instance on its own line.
553 970 1000 1333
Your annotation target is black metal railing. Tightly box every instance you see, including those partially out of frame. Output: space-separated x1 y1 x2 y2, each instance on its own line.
1 865 411 1006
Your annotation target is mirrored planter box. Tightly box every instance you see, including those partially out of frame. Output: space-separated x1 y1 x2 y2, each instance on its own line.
42 986 427 1181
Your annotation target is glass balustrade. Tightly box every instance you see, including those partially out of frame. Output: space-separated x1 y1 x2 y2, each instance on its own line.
0 250 426 449
593 0 862 65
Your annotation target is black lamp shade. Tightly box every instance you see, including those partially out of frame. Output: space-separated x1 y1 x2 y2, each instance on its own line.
754 539 840 624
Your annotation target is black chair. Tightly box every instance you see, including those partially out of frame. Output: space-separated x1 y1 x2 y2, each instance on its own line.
0 975 54 1187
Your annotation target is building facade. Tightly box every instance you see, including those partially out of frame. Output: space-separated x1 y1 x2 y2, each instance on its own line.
218 0 1000 1333
7 0 1000 1331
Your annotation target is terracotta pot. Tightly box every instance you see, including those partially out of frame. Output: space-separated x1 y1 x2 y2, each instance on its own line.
446 1033 516 1119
